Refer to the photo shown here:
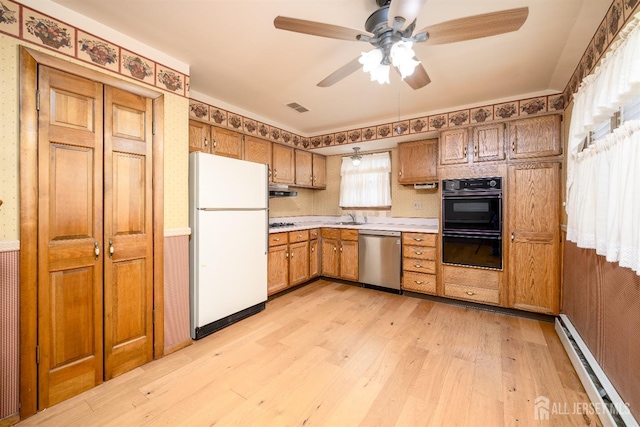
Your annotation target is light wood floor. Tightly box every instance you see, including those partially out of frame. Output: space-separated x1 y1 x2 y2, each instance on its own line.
18 280 600 427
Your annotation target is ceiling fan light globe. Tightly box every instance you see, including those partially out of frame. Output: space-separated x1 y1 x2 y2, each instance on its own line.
396 57 420 78
359 49 383 73
371 63 390 84
391 40 420 79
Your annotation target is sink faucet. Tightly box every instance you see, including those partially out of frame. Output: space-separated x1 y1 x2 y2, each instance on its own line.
349 212 356 223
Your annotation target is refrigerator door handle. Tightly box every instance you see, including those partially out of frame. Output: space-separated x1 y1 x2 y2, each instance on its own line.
266 165 269 255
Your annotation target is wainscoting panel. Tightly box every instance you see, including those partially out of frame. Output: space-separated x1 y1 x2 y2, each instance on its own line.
0 249 19 421
563 240 640 421
163 234 191 354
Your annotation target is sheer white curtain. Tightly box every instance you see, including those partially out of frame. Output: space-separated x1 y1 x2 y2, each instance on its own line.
566 11 640 274
339 152 391 208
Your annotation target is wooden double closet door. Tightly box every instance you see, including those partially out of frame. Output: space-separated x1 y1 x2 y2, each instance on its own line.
37 66 154 408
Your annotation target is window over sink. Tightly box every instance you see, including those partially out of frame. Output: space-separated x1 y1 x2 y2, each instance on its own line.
339 151 391 208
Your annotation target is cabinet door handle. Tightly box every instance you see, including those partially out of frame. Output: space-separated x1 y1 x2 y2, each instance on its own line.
290 251 294 258
297 234 303 238
511 140 515 152
399 171 402 176
268 167 272 177
474 144 478 156
109 240 114 259
311 247 315 252
333 246 337 252
274 170 278 177
204 137 208 147
415 280 423 285
414 264 422 268
466 291 475 296
274 238 280 241
413 238 423 242
340 246 343 252
285 252 289 258
213 139 217 148
463 146 467 157
415 251 423 255
511 232 515 241
94 241 100 260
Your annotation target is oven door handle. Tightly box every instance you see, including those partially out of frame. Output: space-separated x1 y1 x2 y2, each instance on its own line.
442 193 502 199
443 231 502 239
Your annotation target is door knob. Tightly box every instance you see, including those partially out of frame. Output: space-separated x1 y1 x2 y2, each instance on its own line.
109 240 114 258
94 241 100 260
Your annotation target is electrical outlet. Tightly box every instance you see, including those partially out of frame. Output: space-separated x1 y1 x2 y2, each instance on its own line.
413 201 423 210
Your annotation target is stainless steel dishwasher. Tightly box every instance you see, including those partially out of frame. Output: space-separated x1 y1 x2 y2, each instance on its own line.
358 229 402 291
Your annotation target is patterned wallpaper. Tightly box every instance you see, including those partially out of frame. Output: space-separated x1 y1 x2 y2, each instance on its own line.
0 36 19 241
563 0 639 104
190 93 565 152
0 0 189 97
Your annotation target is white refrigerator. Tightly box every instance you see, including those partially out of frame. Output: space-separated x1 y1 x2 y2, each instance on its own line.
189 152 268 340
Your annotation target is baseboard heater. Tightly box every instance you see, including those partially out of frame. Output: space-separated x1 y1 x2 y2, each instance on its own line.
555 315 639 427
194 302 265 340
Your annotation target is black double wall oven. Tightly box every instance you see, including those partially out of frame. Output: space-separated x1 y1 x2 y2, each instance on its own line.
441 177 503 270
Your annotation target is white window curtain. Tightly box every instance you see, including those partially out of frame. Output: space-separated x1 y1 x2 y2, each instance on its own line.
566 11 640 275
339 152 391 208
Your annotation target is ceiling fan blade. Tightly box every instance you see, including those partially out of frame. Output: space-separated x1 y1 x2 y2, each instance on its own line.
388 0 427 31
396 63 431 90
274 16 370 41
417 7 529 45
317 57 363 87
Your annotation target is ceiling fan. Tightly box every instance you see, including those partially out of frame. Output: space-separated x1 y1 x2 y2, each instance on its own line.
274 0 529 90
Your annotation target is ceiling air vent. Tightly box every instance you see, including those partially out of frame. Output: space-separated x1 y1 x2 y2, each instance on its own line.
286 102 309 113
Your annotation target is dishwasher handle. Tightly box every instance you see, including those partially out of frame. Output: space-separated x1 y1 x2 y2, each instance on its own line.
358 229 401 237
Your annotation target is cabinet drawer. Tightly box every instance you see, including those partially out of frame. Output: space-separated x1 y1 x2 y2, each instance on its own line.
402 232 436 247
402 271 436 294
340 228 358 241
442 265 499 290
289 230 309 243
309 228 319 240
444 283 499 305
269 232 288 247
402 258 436 274
321 228 340 239
403 245 436 260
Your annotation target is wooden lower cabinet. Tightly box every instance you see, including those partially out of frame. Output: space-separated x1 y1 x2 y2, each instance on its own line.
268 229 316 296
402 232 437 294
268 233 289 295
320 228 358 281
309 229 319 278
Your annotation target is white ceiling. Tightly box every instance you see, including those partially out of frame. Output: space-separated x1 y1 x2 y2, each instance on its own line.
51 0 610 137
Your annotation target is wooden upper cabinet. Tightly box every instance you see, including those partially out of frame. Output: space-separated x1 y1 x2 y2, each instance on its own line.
188 119 211 153
472 123 505 162
312 153 326 188
211 127 242 159
440 128 469 165
397 139 438 184
244 135 271 165
295 149 313 186
508 115 561 159
272 143 295 184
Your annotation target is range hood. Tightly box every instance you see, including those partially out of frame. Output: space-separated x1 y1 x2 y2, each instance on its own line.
269 184 297 198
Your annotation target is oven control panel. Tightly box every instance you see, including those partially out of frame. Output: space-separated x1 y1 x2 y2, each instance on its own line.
442 177 501 192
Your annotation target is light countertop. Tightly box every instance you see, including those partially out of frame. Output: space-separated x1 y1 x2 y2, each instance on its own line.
269 216 438 234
